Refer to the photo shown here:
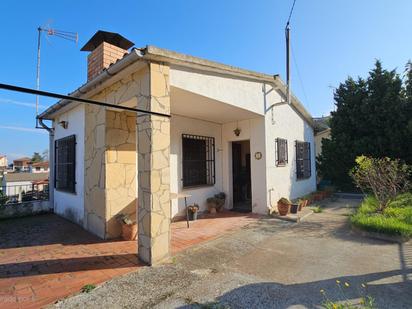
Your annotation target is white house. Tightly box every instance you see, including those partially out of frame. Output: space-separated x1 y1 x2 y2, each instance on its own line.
29 161 50 174
1 172 49 202
38 31 316 265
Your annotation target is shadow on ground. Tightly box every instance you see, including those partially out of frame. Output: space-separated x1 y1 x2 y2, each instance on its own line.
180 268 412 309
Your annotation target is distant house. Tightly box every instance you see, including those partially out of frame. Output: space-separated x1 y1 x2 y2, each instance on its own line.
13 157 31 172
0 155 7 169
30 161 50 173
313 116 331 158
1 172 49 202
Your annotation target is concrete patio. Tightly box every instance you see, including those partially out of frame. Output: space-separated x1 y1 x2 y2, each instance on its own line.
0 211 259 309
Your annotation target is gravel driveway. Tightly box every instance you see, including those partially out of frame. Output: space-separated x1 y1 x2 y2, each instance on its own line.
54 198 412 309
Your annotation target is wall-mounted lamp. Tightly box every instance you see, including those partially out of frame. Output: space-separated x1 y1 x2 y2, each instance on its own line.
58 121 68 129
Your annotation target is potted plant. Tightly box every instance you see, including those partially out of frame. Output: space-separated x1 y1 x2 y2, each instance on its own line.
298 198 308 211
207 192 226 214
290 203 299 214
312 191 323 201
277 197 291 216
214 192 226 212
115 213 137 241
207 197 218 214
188 204 199 221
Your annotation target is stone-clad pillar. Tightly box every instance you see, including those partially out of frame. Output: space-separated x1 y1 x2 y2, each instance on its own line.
137 63 171 265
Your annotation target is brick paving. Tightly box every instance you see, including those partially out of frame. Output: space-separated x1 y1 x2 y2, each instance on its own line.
0 211 258 309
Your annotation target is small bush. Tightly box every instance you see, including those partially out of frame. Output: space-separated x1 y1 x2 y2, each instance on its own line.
312 206 323 213
350 156 411 211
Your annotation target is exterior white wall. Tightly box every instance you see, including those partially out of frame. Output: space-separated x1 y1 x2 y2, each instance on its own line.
222 118 268 214
30 167 50 173
170 115 223 217
53 105 85 225
2 180 33 196
265 101 317 207
170 66 316 214
170 66 266 115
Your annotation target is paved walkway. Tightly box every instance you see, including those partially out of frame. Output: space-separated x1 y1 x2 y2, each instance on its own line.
0 211 258 309
54 198 412 309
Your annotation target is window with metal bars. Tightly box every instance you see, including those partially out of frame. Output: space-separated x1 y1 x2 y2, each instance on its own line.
275 138 288 166
296 141 311 180
55 135 76 193
182 134 215 188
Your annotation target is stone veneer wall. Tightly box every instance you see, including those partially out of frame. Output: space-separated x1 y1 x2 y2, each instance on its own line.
84 66 150 239
84 104 107 238
137 63 171 265
83 62 172 265
105 110 136 238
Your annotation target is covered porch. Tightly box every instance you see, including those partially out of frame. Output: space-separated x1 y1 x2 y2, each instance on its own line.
169 85 267 218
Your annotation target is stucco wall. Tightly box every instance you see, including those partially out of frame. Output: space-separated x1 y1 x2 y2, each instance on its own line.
53 104 85 226
265 101 317 206
170 66 266 115
0 200 51 220
170 115 223 217
222 118 268 214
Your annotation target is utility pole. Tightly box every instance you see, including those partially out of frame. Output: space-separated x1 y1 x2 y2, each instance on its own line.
35 26 78 127
285 0 296 105
285 22 291 105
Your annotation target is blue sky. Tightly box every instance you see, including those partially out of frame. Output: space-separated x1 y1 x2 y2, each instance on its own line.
0 0 411 161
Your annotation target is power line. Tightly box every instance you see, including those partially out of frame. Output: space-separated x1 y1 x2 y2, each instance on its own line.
0 83 171 119
291 46 309 105
286 0 297 26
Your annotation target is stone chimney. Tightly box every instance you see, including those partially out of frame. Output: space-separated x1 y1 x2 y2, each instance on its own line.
81 31 134 81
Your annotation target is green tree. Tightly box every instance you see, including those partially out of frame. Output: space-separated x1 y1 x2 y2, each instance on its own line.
31 152 43 163
318 60 412 190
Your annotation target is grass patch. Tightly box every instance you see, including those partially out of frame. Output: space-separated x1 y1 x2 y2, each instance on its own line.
311 205 323 213
351 193 412 237
81 284 96 293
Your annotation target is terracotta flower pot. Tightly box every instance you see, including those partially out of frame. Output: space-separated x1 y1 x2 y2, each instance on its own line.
121 223 137 241
277 202 290 216
209 207 217 214
298 200 307 211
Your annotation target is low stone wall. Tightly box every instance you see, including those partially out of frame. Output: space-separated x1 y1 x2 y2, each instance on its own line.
0 200 52 220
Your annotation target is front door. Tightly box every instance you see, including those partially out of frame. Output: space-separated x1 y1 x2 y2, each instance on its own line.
232 141 252 212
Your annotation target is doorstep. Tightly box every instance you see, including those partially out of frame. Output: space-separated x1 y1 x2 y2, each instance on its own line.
271 207 313 223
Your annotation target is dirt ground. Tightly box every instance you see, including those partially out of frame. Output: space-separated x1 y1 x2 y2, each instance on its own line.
54 198 412 309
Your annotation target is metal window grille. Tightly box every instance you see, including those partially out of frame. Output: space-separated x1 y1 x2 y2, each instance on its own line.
275 138 288 166
296 141 311 179
182 134 215 187
55 135 76 193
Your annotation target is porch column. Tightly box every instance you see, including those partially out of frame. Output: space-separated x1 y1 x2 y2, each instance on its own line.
137 63 171 265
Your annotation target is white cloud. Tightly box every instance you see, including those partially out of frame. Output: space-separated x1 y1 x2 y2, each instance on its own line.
0 125 48 134
0 98 47 109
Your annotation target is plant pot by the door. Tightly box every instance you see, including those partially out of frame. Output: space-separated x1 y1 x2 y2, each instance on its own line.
207 197 218 214
121 223 137 241
290 204 299 214
188 211 198 221
188 204 199 221
277 198 291 216
115 213 137 241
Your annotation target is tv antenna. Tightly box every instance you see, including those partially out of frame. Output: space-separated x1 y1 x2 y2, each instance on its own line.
35 26 78 127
